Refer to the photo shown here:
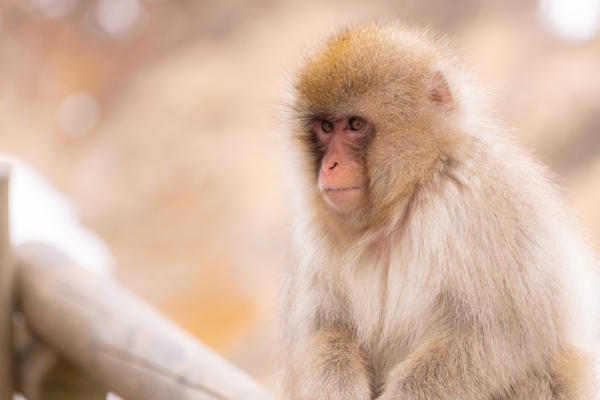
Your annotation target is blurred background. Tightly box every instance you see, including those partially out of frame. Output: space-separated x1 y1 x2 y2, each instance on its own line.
1 0 599 390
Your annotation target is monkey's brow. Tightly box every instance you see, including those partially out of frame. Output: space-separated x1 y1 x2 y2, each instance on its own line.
296 109 332 122
300 114 325 125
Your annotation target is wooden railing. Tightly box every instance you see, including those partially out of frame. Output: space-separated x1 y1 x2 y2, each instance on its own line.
0 166 274 400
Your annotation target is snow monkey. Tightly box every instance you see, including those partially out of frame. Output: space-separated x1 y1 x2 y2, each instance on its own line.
280 23 600 400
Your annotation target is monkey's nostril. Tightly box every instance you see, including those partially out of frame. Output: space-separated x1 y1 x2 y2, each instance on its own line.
329 161 338 170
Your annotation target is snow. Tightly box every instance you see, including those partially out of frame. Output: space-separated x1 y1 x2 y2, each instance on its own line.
0 154 115 275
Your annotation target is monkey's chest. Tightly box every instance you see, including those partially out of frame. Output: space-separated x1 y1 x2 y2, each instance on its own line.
343 265 387 340
342 261 436 364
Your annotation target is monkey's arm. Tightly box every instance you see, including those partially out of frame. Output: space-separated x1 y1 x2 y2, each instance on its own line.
377 312 565 400
381 324 489 399
377 324 512 400
287 325 372 400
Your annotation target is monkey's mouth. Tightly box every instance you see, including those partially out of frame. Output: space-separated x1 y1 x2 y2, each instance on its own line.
323 187 361 192
321 187 364 212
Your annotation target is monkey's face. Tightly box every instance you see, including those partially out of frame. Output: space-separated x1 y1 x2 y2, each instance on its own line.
292 24 456 226
314 116 371 213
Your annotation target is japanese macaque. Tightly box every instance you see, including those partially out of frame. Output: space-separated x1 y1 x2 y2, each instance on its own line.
280 23 600 400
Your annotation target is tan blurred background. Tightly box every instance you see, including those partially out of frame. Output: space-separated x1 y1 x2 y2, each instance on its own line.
1 0 599 389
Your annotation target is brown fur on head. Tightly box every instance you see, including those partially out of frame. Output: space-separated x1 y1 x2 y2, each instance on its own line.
292 23 459 232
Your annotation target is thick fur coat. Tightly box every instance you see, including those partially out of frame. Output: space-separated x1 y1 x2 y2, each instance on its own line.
281 23 600 400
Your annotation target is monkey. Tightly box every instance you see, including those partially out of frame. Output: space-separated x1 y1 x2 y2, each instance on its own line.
279 23 600 400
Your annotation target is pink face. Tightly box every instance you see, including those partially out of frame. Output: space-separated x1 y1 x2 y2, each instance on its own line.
314 116 371 213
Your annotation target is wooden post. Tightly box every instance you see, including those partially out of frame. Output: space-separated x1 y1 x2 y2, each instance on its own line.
0 164 13 400
17 243 274 400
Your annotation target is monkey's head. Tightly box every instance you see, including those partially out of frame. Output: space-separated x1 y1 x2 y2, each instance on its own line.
291 23 461 230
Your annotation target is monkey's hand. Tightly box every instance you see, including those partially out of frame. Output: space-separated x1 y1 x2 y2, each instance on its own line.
293 326 372 400
377 327 505 400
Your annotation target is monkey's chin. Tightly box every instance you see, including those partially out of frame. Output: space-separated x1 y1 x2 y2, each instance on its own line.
322 187 364 213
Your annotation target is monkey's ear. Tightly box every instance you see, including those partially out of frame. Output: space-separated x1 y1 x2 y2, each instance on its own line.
428 71 453 106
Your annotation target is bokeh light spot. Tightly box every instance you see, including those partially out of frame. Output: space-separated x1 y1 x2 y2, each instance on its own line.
58 92 100 138
96 0 142 37
21 0 78 18
539 0 600 41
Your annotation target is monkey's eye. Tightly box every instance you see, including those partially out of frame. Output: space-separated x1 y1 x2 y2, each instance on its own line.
320 120 334 133
348 117 364 131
